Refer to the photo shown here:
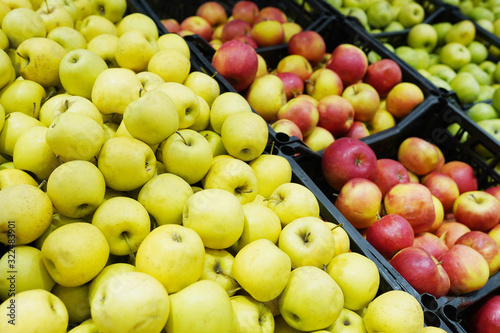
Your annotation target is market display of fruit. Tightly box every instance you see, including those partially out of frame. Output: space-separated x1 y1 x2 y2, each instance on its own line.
2 0 500 332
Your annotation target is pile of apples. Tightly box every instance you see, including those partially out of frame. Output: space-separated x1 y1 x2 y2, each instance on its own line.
443 0 500 38
0 0 447 332
324 0 433 33
321 134 500 300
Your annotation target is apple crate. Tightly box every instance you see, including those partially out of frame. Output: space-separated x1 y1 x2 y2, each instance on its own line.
279 148 458 332
278 98 500 332
136 0 331 41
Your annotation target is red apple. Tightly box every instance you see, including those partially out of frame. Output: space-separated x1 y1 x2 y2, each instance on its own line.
439 161 478 194
180 16 212 41
453 191 500 231
489 223 500 248
221 19 252 43
341 82 380 122
276 54 313 82
413 232 449 259
346 121 370 139
438 244 490 295
366 214 415 260
433 143 445 171
326 43 368 87
233 35 258 49
455 231 500 277
211 40 258 92
385 82 425 119
372 158 410 197
251 20 284 47
306 68 343 102
196 1 227 27
390 246 450 298
321 137 377 191
384 182 436 234
232 0 259 26
485 185 500 203
421 171 460 213
288 30 326 66
334 178 383 229
317 94 354 138
161 18 180 33
363 58 403 98
276 72 304 100
397 137 439 176
271 118 303 141
253 6 287 25
435 221 472 249
427 195 445 233
277 97 319 137
467 295 500 333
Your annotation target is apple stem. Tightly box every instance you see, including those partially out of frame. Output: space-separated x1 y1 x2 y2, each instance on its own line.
44 0 49 12
38 180 47 190
15 52 26 60
226 286 242 295
270 141 275 155
436 260 444 266
32 102 36 118
330 223 344 231
175 131 187 145
376 213 381 220
122 232 137 265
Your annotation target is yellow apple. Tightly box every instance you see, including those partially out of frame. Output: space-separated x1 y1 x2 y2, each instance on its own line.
78 14 117 42
1 8 46 48
154 82 201 128
39 93 104 127
115 30 158 72
246 73 287 121
231 295 275 332
156 32 190 58
0 79 46 118
136 70 164 91
86 33 119 68
115 12 158 39
0 168 38 189
183 71 220 108
0 49 14 91
210 91 252 134
148 49 190 84
199 248 239 296
188 96 210 132
327 308 367 333
51 283 91 324
92 0 126 23
0 184 53 245
87 262 137 305
325 222 351 257
36 3 74 32
249 153 292 198
47 26 88 51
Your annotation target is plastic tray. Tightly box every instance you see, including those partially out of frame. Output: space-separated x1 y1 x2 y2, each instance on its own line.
279 97 500 332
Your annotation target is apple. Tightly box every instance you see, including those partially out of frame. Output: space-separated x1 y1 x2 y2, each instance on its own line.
288 30 326 66
436 221 472 249
231 295 274 332
335 178 382 229
439 161 478 194
212 40 258 92
438 244 490 295
455 231 500 277
277 96 319 137
251 20 284 47
397 1 425 28
276 54 313 82
282 21 303 43
363 58 403 98
371 158 410 197
78 14 118 43
209 91 252 134
385 82 425 119
467 295 500 333
440 42 472 71
317 94 354 138
249 154 292 199
196 1 227 27
233 35 258 49
306 68 344 102
326 43 368 87
304 126 335 152
161 18 180 33
346 121 370 139
321 137 377 191
366 214 415 260
232 0 259 25
221 19 252 43
180 15 212 41
253 6 287 25
2 8 46 49
366 0 394 29
246 73 287 122
342 82 380 122
413 232 449 259
276 72 304 100
327 308 366 332
384 182 436 234
271 118 303 141
453 191 500 231
390 246 450 297
397 137 439 176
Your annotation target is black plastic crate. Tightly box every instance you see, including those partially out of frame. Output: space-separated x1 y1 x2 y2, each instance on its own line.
136 0 330 39
281 148 457 332
279 98 500 332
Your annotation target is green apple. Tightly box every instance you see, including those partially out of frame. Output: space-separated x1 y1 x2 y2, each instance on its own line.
200 248 239 296
384 20 405 32
97 136 156 191
397 2 425 28
59 48 108 99
41 222 109 287
267 182 320 226
220 111 268 162
135 224 205 294
0 112 44 158
414 48 431 70
395 46 419 69
407 23 438 53
36 3 74 33
165 279 237 332
138 172 193 226
0 289 68 332
231 295 275 332
1 8 46 48
279 216 336 269
47 26 87 51
0 246 55 301
91 271 169 333
439 42 472 70
0 49 14 91
78 14 117 42
249 154 292 199
154 82 201 129
427 75 452 91
161 129 213 185
433 21 452 47
15 37 67 88
340 7 369 30
477 84 495 101
199 129 228 156
477 18 494 33
13 125 62 180
468 40 489 64
469 6 495 21
476 119 500 158
279 266 344 331
51 283 91 324
467 102 498 122
92 0 127 23
115 30 158 72
203 155 258 204
326 252 380 311
445 20 476 46
87 262 137 305
46 112 105 162
343 0 369 10
366 0 394 29
183 71 221 108
232 238 291 302
328 308 366 333
86 33 119 68
480 60 497 80
39 93 103 127
492 86 500 111
459 63 492 85
92 196 151 256
91 67 143 115
450 72 481 104
0 79 46 118
210 91 252 134
47 160 106 218
428 63 457 83
459 0 474 15
123 89 179 146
